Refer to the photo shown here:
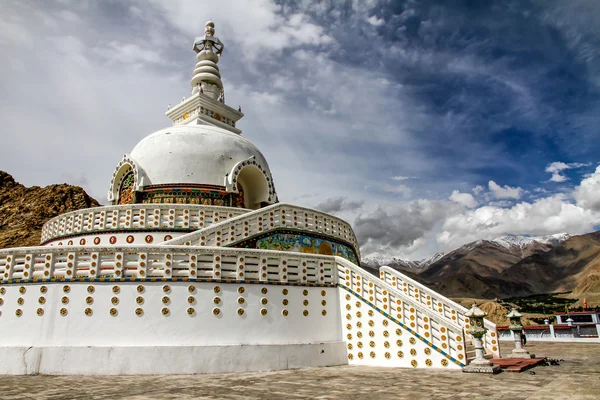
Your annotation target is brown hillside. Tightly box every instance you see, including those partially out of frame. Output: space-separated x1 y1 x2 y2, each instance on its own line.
0 171 100 248
419 241 538 298
417 233 600 301
503 232 600 297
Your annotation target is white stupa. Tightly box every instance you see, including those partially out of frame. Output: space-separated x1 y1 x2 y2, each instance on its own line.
0 21 499 375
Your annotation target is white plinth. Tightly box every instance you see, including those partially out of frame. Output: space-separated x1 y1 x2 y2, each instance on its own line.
505 350 535 358
0 342 348 375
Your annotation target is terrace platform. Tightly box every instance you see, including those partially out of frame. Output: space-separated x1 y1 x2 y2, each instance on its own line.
0 342 598 399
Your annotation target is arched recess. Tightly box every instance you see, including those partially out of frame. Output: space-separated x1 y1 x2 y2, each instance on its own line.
107 155 143 205
225 156 278 209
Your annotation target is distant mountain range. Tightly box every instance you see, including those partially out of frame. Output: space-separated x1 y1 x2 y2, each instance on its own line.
363 232 600 301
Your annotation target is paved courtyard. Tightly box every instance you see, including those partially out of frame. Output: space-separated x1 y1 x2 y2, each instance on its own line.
0 342 598 400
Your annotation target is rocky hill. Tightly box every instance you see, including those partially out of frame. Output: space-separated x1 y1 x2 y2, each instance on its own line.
0 171 99 248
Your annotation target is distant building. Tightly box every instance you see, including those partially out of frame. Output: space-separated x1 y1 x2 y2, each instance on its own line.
555 310 600 325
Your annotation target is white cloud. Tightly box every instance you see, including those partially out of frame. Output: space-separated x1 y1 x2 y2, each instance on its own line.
449 190 478 208
438 194 600 251
391 176 415 181
488 180 523 199
545 161 590 182
548 172 568 183
574 165 600 211
472 185 485 195
367 15 385 26
148 0 335 60
93 41 172 67
379 184 411 195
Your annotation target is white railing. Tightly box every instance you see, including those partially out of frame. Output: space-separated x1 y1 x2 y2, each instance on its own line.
40 204 250 244
339 259 467 363
0 245 336 284
380 266 500 357
163 203 361 258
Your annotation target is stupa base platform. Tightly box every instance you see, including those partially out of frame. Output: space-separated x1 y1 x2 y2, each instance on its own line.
489 357 545 373
0 342 348 375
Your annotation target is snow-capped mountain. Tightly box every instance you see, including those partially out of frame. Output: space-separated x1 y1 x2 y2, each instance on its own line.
491 233 571 249
362 233 571 272
361 231 599 300
361 252 445 271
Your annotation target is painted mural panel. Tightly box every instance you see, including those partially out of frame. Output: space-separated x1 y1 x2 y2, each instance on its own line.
118 171 134 205
256 233 358 264
139 189 233 206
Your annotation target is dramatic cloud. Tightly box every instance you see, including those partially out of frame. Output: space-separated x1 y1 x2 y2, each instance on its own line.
1 0 599 260
353 200 460 258
315 197 363 214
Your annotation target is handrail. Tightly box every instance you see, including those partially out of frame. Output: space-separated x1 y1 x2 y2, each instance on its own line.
163 202 361 258
0 245 337 285
40 204 249 244
380 266 500 357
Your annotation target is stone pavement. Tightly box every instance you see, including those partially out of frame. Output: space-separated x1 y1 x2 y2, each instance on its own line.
0 342 598 400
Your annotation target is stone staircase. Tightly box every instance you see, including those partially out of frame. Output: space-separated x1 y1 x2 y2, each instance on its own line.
336 257 468 368
380 267 501 358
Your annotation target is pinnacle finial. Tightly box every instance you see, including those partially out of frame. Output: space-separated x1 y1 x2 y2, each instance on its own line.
205 20 215 36
191 19 225 98
192 21 224 56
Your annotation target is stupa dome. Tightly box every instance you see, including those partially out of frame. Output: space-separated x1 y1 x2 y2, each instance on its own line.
129 124 270 188
107 123 277 209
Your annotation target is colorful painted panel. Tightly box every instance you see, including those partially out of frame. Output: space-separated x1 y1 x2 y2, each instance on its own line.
256 233 358 264
138 189 234 206
118 171 134 205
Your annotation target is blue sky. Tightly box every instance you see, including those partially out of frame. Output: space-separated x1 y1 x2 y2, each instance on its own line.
1 0 600 259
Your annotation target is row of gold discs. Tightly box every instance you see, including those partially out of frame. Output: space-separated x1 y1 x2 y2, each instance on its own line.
343 294 449 367
220 287 328 317
4 285 330 318
7 285 121 317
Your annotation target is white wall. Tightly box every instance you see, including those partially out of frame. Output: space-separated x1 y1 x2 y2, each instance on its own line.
0 343 348 375
0 282 342 347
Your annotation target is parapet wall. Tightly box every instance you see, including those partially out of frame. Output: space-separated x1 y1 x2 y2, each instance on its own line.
0 245 467 374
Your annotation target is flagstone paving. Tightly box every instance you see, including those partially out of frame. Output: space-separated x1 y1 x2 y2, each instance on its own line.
0 341 598 399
